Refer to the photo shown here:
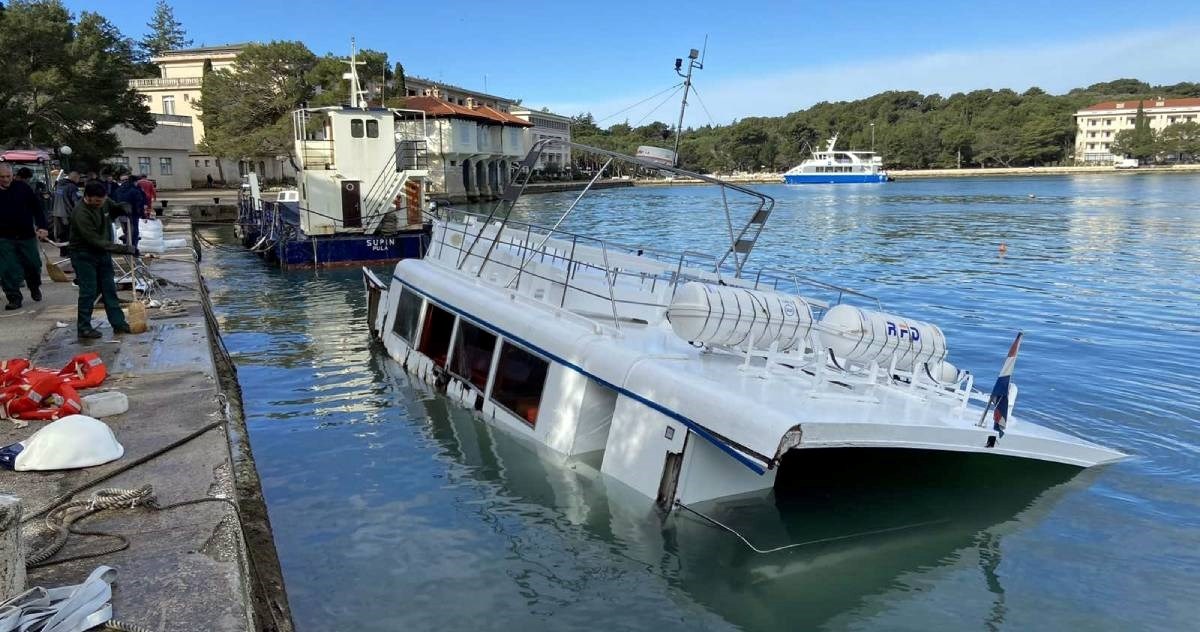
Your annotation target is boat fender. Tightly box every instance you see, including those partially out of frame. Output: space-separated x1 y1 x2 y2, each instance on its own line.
58 352 107 389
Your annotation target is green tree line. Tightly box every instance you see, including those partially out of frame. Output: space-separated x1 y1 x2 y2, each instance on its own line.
571 79 1200 173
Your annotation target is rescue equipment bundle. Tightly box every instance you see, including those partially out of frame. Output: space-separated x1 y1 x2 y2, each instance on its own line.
0 353 107 421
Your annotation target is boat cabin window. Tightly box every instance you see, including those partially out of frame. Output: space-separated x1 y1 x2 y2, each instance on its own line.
351 119 364 138
366 120 379 138
417 303 454 367
449 321 496 391
391 288 423 343
490 342 550 427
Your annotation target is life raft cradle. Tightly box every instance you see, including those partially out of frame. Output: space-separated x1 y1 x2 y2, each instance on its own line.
0 353 106 421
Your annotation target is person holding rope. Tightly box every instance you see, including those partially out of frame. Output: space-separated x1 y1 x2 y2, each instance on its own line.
69 180 133 338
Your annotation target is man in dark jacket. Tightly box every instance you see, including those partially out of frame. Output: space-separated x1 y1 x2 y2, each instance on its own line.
69 180 133 338
0 163 49 310
113 174 147 255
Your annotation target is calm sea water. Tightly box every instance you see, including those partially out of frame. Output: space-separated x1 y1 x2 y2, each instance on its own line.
202 174 1200 631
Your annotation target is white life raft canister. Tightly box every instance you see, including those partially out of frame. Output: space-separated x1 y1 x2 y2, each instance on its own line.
667 282 814 351
818 303 948 371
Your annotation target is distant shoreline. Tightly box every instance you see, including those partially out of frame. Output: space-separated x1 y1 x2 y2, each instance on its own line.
630 163 1200 186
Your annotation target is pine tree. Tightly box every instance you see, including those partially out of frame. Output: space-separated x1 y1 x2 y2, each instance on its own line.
140 0 191 58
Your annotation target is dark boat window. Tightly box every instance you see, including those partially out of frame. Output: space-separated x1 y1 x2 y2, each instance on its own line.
490 342 549 427
391 288 423 343
449 321 496 391
366 120 379 138
417 303 454 367
351 119 364 138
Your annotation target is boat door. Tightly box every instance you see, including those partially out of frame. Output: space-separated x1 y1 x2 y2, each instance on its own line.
341 180 362 228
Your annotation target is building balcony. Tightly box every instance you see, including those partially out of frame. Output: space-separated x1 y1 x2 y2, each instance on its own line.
128 77 203 90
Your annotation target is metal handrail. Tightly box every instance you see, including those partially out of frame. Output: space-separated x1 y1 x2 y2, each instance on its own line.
427 204 880 333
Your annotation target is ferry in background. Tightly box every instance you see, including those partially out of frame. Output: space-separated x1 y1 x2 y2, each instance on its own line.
783 134 890 184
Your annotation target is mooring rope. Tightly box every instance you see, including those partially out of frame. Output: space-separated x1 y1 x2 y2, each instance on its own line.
673 500 947 554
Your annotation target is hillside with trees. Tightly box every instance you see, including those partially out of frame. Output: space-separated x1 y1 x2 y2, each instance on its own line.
571 79 1200 173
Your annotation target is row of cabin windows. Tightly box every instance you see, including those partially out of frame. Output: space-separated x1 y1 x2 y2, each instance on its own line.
392 289 548 426
816 166 855 173
350 119 380 139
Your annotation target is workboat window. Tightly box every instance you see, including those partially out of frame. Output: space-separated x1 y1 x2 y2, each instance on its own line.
449 321 496 391
417 303 454 367
351 119 364 138
490 342 549 427
366 120 379 138
391 289 423 343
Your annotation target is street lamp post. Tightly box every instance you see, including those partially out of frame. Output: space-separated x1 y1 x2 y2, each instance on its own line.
58 145 72 172
870 123 875 152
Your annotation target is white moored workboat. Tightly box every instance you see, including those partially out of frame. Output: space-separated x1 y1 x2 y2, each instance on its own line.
364 140 1125 510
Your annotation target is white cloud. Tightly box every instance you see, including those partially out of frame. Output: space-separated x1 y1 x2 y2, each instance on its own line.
545 24 1200 125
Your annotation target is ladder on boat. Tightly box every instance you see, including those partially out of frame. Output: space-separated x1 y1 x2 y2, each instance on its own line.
360 140 429 234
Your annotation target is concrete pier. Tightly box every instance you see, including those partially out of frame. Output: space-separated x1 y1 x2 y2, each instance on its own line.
0 219 291 630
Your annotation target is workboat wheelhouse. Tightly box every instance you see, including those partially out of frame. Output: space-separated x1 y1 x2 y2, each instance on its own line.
365 140 1123 510
236 43 431 268
783 134 888 184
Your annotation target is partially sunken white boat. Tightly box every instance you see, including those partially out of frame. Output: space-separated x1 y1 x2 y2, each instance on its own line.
364 141 1125 509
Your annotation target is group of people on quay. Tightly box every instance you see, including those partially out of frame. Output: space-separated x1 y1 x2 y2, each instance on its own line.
0 164 156 338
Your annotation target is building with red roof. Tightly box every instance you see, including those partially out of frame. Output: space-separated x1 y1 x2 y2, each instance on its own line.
1074 97 1200 164
401 88 533 201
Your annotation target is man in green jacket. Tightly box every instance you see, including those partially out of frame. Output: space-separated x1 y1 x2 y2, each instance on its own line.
69 180 133 339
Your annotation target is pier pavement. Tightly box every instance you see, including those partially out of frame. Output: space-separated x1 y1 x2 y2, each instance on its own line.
0 218 291 631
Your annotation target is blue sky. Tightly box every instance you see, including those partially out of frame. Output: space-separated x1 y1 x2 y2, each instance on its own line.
69 0 1200 125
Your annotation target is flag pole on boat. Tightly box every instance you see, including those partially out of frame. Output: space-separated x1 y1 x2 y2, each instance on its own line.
980 332 1023 437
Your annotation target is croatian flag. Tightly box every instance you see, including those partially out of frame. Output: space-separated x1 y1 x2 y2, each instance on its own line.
987 332 1023 437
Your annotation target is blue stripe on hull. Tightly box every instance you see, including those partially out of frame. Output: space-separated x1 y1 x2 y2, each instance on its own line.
783 174 888 184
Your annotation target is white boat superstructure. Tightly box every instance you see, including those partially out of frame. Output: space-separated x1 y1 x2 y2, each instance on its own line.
365 140 1124 509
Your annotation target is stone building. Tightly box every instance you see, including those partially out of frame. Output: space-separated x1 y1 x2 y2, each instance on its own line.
1075 97 1200 164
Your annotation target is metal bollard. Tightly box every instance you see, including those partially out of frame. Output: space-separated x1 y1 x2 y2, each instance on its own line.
0 494 25 602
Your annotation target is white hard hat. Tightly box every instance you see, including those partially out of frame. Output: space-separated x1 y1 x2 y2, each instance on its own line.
0 415 124 471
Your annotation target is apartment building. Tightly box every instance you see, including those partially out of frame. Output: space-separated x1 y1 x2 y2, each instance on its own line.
1075 97 1200 164
129 44 296 185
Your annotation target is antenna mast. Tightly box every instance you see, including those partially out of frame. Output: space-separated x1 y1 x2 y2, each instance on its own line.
672 37 706 167
344 37 368 108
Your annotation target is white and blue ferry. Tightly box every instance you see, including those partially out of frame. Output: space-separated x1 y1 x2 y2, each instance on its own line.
783 134 889 184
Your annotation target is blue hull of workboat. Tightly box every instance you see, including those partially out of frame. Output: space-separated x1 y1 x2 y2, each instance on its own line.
239 225 429 269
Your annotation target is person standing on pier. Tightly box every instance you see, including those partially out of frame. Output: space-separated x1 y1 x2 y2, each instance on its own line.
51 170 81 241
0 163 49 310
69 180 133 338
114 174 147 255
135 175 157 216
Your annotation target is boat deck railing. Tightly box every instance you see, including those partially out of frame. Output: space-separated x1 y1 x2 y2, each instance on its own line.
427 205 880 330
